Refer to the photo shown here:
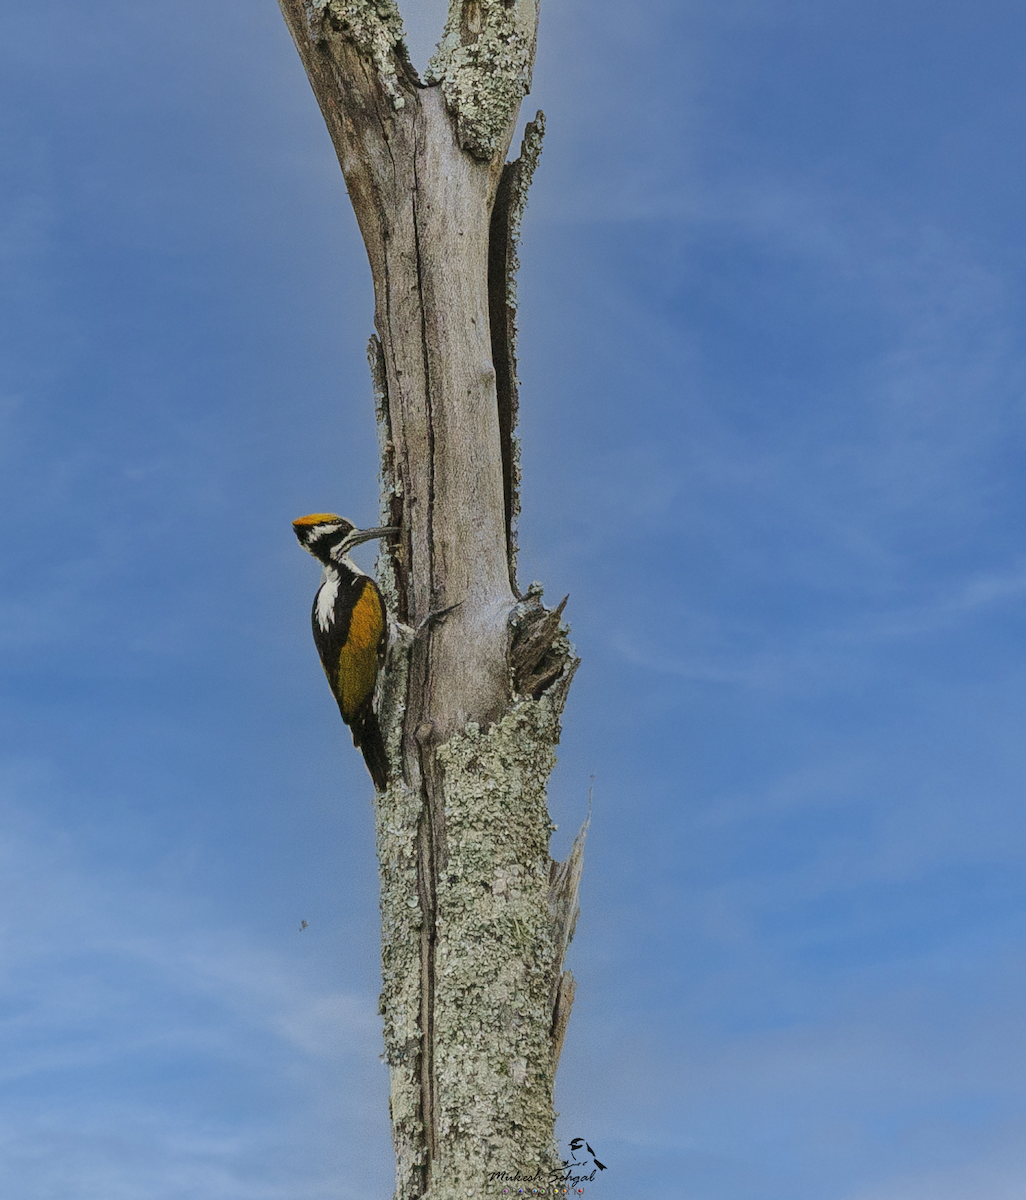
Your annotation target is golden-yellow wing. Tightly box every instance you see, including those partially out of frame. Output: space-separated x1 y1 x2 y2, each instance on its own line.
334 578 385 721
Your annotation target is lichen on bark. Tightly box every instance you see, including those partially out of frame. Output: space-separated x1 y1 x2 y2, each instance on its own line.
427 0 540 159
375 682 580 1199
428 697 567 1196
310 0 409 107
371 334 408 625
376 773 428 1188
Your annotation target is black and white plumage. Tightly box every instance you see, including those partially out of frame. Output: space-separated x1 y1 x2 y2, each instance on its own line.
292 513 397 791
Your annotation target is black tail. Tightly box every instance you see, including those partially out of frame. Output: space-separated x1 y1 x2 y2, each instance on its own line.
349 704 388 792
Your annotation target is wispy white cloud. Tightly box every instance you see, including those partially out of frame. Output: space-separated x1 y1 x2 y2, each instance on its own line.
556 939 1026 1198
608 555 1026 687
0 784 390 1199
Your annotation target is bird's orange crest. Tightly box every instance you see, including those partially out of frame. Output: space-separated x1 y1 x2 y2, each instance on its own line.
293 512 342 527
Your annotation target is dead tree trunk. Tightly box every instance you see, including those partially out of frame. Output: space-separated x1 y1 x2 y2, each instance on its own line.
276 3 582 1196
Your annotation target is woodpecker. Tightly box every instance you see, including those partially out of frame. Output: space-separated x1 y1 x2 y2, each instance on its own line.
292 513 397 791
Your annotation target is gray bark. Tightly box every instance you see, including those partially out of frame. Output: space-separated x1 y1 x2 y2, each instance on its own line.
275 3 581 1196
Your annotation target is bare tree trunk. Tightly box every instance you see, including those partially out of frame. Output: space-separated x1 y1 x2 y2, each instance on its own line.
275 4 582 1196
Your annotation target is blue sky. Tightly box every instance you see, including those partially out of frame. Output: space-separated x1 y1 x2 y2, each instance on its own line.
3 0 1026 1196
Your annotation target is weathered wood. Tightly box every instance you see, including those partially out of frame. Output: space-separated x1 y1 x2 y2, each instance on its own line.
489 112 545 589
276 3 582 1196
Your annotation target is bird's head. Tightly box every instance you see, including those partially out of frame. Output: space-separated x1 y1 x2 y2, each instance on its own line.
292 513 397 564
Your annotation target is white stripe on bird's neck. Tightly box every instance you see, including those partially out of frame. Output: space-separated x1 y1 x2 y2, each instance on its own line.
315 555 366 632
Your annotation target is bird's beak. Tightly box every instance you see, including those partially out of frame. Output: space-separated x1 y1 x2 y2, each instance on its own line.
339 525 399 553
